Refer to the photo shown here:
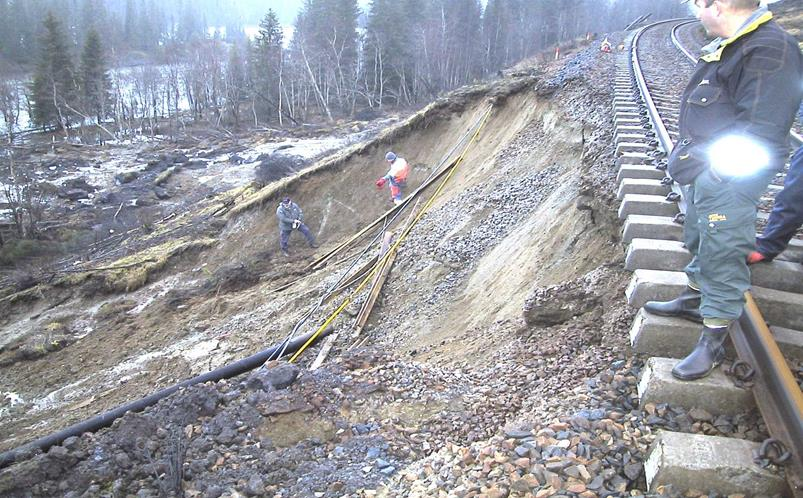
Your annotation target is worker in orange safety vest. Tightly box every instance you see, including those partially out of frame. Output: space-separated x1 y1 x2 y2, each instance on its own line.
375 151 411 205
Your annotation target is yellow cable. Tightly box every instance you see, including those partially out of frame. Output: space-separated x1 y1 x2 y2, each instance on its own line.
289 105 494 363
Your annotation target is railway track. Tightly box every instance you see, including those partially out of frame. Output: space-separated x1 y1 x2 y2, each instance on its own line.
613 19 803 497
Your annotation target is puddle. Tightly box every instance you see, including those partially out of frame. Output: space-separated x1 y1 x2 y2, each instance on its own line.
257 413 337 448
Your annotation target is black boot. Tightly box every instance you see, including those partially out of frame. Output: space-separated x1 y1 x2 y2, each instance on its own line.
671 326 728 381
643 286 703 323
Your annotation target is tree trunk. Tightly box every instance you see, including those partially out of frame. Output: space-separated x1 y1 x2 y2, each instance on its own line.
300 43 333 122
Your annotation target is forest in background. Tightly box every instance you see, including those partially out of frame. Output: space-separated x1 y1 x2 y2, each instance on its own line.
0 0 688 141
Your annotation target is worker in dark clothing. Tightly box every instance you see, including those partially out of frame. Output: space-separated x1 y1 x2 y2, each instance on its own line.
644 0 803 381
748 145 803 263
276 197 318 256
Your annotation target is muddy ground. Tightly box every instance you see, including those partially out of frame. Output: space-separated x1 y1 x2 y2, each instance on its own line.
0 35 780 498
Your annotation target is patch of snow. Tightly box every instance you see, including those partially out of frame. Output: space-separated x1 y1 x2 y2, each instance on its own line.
127 274 193 315
4 392 24 406
30 377 90 412
182 339 220 361
110 350 165 376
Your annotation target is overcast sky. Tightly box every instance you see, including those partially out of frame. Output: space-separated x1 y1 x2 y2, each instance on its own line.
251 0 372 24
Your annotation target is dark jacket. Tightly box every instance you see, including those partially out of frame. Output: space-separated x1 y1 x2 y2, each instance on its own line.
668 12 803 185
276 201 304 232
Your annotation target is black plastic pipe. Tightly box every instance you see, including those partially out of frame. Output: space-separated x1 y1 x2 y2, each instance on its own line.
0 326 333 469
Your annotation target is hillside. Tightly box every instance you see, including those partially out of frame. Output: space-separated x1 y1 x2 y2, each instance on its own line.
0 38 672 497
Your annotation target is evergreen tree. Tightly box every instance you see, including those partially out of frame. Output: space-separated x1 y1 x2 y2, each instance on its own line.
79 28 111 123
177 1 204 42
225 43 246 125
30 11 77 130
250 9 284 121
124 0 136 46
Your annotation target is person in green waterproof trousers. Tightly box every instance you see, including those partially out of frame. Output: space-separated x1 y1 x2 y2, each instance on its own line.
643 0 802 381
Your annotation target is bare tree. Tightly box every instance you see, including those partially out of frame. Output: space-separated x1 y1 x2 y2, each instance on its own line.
1 152 48 239
0 77 20 144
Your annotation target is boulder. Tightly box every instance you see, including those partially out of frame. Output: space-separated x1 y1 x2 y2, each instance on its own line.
255 154 307 184
183 160 207 170
63 177 98 192
115 171 139 184
245 362 299 391
153 187 171 200
57 188 90 201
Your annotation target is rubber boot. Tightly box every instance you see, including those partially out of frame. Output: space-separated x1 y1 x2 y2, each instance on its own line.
671 326 728 381
643 286 703 323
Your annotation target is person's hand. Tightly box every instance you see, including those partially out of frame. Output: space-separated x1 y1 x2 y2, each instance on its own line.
375 178 386 189
293 220 300 229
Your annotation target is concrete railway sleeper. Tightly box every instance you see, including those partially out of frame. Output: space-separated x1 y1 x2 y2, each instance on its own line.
613 20 803 497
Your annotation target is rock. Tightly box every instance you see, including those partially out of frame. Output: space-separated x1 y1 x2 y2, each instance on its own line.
63 177 97 191
96 190 118 204
484 485 509 498
184 160 207 170
114 452 131 468
688 407 713 422
575 195 593 211
624 462 642 480
62 436 80 450
535 487 556 498
173 153 189 163
216 427 237 445
587 475 604 490
570 415 591 430
504 429 533 439
115 171 139 184
523 279 600 326
567 483 587 494
564 465 582 479
244 475 265 496
145 159 170 171
204 486 223 498
153 186 171 200
255 154 307 183
246 362 299 391
47 445 70 460
57 188 90 201
609 475 628 493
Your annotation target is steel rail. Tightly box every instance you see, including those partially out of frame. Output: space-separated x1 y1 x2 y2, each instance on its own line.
636 19 803 497
670 20 699 62
630 19 689 214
